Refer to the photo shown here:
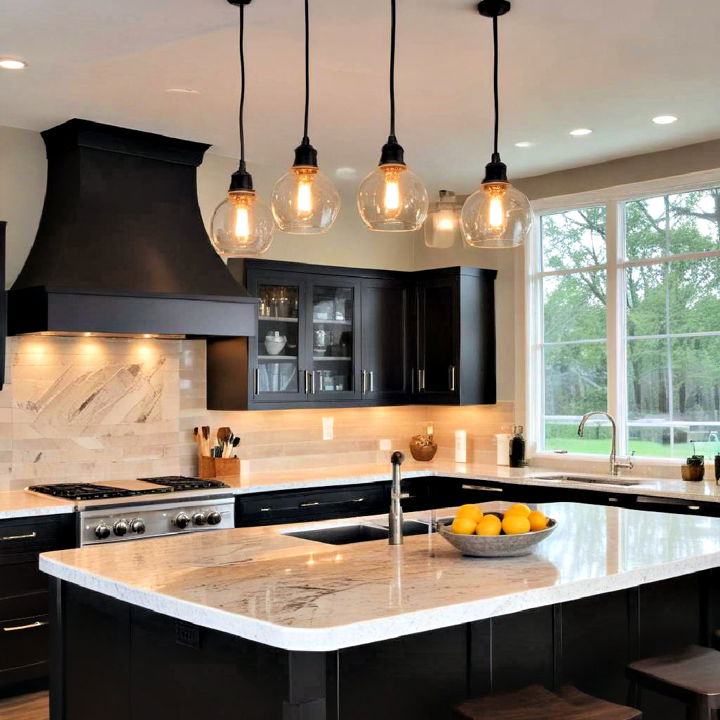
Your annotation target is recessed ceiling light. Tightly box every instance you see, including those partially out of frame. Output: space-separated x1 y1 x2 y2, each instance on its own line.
515 141 533 148
0 58 27 70
570 128 593 137
652 114 678 125
165 88 199 94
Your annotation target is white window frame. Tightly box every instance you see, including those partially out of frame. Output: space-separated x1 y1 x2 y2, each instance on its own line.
525 168 720 465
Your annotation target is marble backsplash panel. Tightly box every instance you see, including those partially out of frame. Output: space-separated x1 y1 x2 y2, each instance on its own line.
0 336 514 491
1 336 183 490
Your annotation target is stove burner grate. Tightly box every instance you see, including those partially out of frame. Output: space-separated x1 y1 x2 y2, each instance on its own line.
138 476 230 491
29 483 171 500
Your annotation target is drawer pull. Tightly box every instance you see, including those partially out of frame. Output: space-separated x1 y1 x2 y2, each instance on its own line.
608 497 618 503
300 497 365 508
3 620 48 632
1 532 37 542
461 484 503 493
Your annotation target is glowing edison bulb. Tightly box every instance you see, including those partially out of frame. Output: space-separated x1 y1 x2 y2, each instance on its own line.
294 167 316 219
485 183 508 231
382 165 403 214
232 193 251 239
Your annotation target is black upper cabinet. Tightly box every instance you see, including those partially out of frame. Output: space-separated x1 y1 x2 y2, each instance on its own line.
360 277 413 403
415 267 497 405
207 260 495 410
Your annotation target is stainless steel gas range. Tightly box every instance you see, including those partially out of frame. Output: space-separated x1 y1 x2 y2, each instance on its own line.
27 476 235 546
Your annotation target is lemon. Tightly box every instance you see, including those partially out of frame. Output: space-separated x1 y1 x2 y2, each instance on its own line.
476 514 502 536
451 516 478 535
504 503 531 518
501 514 531 535
528 510 548 531
456 504 483 523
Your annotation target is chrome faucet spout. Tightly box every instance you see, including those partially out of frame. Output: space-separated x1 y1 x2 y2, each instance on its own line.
577 411 633 476
389 451 405 546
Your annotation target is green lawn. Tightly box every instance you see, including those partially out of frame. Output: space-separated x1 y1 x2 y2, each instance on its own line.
545 436 720 459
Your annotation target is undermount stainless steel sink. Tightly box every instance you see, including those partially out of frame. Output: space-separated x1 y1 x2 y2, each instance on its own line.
285 520 433 545
540 475 641 487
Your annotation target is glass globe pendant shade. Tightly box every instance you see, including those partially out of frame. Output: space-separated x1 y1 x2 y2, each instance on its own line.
460 180 532 249
358 162 429 232
271 165 340 234
210 188 274 258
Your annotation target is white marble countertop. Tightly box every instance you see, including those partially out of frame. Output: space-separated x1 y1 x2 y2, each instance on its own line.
40 501 720 651
6 458 720 519
0 490 75 520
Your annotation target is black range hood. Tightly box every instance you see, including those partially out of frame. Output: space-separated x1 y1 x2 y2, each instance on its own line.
8 119 257 338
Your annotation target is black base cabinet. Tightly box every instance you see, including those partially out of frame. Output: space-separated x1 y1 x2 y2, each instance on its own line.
53 571 717 720
0 513 75 698
208 260 496 410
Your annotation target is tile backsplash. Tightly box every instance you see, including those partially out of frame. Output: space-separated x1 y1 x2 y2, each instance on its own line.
0 336 514 491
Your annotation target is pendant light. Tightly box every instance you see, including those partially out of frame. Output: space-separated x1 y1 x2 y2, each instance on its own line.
424 190 461 249
460 0 531 249
271 0 340 234
210 0 273 258
357 0 428 232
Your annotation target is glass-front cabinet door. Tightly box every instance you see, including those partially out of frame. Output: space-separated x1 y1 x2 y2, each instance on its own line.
307 279 361 400
252 278 305 402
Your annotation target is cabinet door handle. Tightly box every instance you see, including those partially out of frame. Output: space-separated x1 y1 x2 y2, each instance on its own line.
1 532 37 542
3 620 47 632
310 371 316 394
361 370 367 395
411 368 415 394
253 368 260 396
368 371 374 393
419 369 426 392
449 365 456 392
461 484 503 493
304 370 310 394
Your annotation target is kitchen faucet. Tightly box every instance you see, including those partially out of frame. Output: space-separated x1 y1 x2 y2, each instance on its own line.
389 451 405 545
577 411 634 476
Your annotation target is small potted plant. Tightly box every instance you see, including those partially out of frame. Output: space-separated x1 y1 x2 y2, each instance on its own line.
682 443 705 482
409 431 438 462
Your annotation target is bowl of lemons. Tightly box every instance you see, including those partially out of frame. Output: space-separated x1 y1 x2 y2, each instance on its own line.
437 503 556 557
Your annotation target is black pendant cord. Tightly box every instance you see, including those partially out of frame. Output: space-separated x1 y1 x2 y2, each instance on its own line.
389 0 397 138
238 3 246 168
302 0 310 143
492 14 499 158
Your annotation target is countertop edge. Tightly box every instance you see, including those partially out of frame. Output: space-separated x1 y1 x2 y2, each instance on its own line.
39 545 720 652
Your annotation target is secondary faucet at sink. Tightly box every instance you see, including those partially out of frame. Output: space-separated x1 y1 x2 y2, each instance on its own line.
577 411 634 477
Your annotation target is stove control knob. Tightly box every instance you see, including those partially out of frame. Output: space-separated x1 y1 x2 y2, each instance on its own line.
174 512 190 530
192 513 207 526
206 511 222 526
130 519 146 535
113 520 129 537
95 524 111 540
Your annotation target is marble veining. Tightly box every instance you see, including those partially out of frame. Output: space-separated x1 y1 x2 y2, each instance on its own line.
40 503 720 651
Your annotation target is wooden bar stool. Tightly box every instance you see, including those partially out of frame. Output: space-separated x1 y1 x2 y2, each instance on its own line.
454 684 642 719
627 645 720 720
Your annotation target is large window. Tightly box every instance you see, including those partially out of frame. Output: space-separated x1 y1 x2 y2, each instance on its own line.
531 177 720 460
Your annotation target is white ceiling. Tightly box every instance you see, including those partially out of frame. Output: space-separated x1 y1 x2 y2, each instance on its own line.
1 0 719 195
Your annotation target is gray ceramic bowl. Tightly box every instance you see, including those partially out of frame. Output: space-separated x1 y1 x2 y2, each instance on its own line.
437 514 557 557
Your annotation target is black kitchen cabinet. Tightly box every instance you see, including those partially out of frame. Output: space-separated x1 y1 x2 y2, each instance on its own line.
0 513 75 697
360 276 413 403
415 267 497 405
235 483 387 527
208 260 496 410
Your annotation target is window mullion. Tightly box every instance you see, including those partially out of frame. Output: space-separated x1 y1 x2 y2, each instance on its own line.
606 200 627 457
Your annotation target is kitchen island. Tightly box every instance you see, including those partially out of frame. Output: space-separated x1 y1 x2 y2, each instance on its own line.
41 502 720 719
